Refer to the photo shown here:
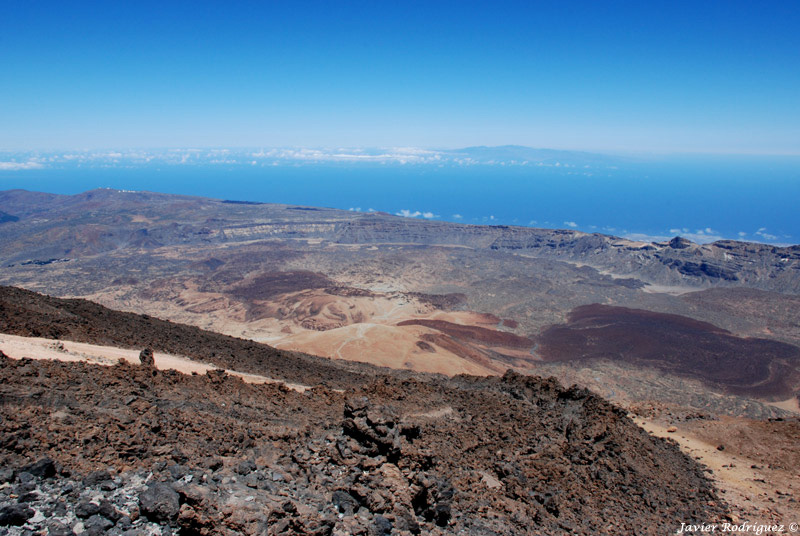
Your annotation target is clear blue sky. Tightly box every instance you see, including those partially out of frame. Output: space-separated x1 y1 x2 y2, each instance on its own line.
1 1 798 153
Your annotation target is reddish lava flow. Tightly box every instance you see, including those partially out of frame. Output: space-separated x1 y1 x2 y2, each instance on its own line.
398 319 533 348
536 304 800 399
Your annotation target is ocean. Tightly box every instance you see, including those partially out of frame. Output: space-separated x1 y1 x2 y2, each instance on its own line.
1 153 799 245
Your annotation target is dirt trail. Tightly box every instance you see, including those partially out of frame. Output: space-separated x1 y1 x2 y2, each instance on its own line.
333 322 371 359
0 332 309 392
635 417 800 525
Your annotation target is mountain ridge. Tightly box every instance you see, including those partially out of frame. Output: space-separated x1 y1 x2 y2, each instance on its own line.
1 188 797 292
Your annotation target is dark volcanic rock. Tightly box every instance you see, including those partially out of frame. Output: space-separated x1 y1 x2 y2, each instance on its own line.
371 514 393 535
82 469 113 487
75 499 101 518
138 347 155 367
331 490 359 515
84 513 114 532
139 482 180 524
342 398 402 461
23 457 56 478
234 459 256 475
0 467 15 483
0 503 34 525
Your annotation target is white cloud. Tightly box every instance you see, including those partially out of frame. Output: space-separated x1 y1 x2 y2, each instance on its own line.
628 226 791 245
251 147 446 165
452 214 463 219
564 221 578 228
396 209 437 219
655 227 727 243
13 146 606 170
683 231 725 243
0 161 44 170
396 209 420 218
755 228 778 241
624 227 726 244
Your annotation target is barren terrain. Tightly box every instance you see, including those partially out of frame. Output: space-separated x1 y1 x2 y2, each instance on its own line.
2 189 799 417
633 409 799 525
536 304 800 399
1 188 799 532
0 289 734 534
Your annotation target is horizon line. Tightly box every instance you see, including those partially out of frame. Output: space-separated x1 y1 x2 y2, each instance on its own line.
2 145 800 159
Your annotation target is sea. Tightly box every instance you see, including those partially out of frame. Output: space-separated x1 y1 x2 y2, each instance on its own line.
1 153 799 246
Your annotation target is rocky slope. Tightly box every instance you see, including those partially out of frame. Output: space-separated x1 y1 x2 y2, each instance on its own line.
0 285 378 390
0 286 735 534
0 350 726 535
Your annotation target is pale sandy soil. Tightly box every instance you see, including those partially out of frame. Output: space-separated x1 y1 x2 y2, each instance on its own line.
324 242 476 250
0 333 309 392
268 308 518 375
86 283 514 376
635 417 800 529
768 397 800 413
272 323 496 376
642 283 701 295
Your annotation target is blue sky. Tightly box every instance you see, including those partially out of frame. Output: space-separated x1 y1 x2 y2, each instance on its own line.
1 1 799 153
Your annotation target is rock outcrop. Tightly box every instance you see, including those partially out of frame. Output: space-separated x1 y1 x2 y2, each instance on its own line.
138 347 155 368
